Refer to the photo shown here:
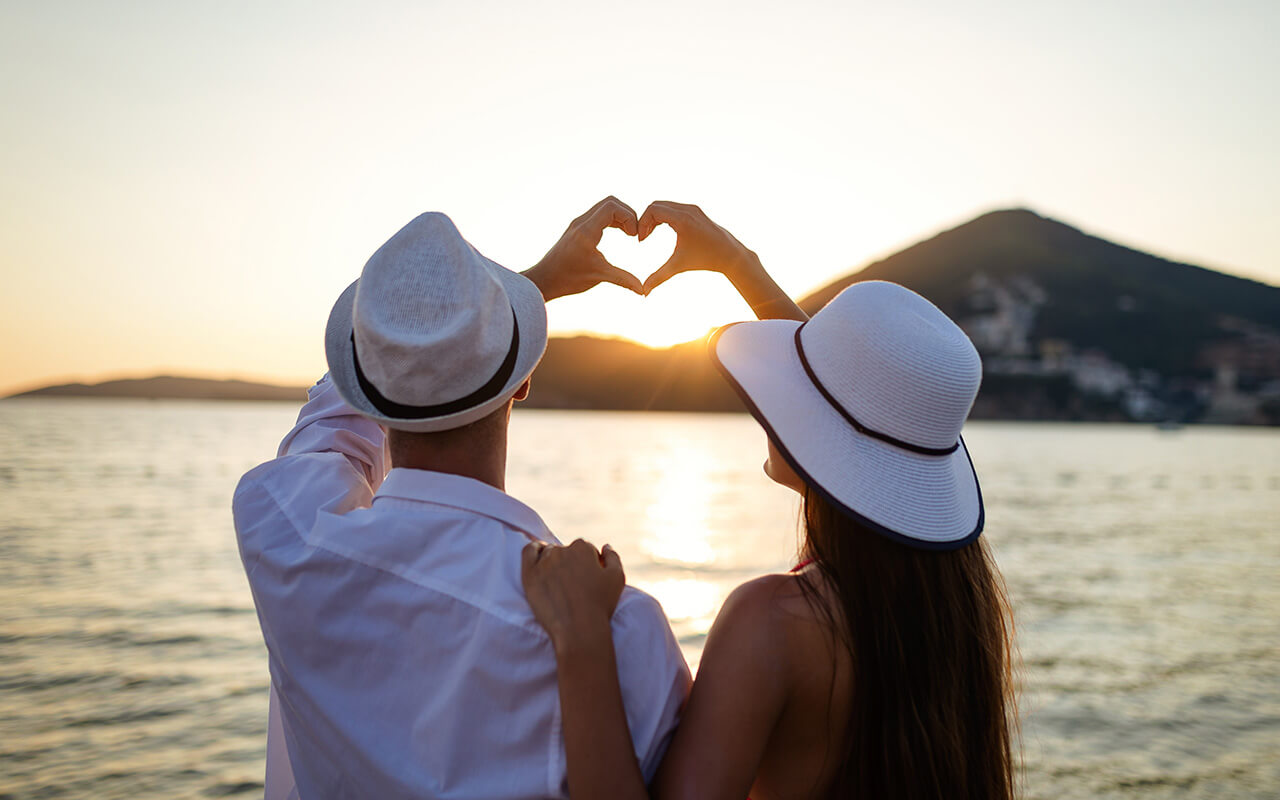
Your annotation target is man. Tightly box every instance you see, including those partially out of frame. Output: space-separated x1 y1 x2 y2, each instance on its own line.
233 198 691 799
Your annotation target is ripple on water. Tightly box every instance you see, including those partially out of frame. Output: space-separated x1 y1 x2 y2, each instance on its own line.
1 406 1278 800
202 780 265 797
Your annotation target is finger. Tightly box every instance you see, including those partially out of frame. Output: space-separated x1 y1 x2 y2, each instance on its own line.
642 252 689 295
638 201 690 241
601 544 622 574
584 196 639 237
572 196 612 227
595 260 644 295
521 541 542 577
568 538 599 560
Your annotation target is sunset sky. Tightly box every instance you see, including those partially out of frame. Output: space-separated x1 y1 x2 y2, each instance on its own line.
1 0 1276 394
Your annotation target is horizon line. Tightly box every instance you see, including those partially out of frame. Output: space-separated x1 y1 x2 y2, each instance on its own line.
6 206 1277 399
0 332 698 398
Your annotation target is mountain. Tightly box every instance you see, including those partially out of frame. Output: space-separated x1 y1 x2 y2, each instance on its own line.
524 336 740 412
8 375 307 402
798 208 1280 378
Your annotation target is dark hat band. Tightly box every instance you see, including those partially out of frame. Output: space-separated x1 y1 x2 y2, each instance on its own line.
794 324 959 457
351 309 521 419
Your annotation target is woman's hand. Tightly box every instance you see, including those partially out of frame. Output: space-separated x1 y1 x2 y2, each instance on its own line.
521 539 625 652
638 201 807 322
638 201 760 294
522 539 649 800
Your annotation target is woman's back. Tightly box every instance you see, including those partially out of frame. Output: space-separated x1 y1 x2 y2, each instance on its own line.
650 570 853 800
742 570 854 800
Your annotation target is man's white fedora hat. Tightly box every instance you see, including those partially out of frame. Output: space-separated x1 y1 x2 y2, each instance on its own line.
325 212 548 432
711 281 984 550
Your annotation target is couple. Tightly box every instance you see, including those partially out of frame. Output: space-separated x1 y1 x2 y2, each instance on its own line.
233 197 1017 800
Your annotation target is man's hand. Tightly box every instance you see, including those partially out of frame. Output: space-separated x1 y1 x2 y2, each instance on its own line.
523 197 645 302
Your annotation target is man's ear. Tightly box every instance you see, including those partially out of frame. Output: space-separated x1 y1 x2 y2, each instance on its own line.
513 379 531 402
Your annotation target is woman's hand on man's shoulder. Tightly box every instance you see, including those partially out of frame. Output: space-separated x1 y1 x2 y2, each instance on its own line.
521 539 624 655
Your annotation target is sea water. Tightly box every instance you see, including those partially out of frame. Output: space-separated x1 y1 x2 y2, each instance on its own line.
0 398 1277 798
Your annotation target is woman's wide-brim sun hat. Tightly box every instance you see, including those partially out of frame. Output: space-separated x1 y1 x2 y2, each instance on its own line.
711 281 984 550
325 212 548 433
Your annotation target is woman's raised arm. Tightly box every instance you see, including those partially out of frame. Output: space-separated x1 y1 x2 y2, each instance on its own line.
638 201 808 323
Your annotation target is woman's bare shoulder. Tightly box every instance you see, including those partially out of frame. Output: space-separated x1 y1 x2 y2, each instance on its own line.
655 573 827 800
713 571 830 652
688 573 824 733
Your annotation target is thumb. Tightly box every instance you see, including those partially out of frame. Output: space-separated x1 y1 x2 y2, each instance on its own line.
601 543 623 578
601 544 625 616
642 253 687 295
596 262 644 295
521 541 543 580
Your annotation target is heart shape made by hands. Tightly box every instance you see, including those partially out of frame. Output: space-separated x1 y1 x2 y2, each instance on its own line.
597 224 677 290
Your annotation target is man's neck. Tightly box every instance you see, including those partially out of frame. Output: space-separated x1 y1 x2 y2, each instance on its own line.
391 441 508 491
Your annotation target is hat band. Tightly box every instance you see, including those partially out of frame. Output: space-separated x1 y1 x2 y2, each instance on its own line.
794 325 960 457
351 311 521 420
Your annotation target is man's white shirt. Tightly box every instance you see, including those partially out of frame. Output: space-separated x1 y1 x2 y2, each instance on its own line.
233 375 691 799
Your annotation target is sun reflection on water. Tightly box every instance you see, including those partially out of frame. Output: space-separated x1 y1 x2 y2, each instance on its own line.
633 578 721 628
640 442 718 566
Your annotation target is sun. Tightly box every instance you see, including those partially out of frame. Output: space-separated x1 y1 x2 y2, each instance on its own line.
546 271 756 350
620 305 718 349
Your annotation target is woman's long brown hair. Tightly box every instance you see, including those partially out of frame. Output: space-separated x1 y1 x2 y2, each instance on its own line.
799 487 1018 800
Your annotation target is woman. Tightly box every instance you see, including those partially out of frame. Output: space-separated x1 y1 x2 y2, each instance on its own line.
522 201 1017 800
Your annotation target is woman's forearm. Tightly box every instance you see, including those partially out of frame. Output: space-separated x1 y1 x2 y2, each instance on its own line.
553 625 650 800
726 253 808 322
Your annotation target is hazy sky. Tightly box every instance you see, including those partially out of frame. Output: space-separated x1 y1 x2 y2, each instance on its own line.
1 0 1276 393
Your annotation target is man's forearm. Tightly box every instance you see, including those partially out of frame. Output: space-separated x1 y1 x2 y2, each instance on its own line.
521 263 562 303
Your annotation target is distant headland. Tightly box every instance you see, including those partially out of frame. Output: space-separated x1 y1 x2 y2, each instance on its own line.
9 375 308 402
9 209 1280 425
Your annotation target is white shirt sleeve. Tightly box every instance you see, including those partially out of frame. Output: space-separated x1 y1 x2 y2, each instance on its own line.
611 589 693 784
236 373 389 800
265 686 299 800
274 373 390 484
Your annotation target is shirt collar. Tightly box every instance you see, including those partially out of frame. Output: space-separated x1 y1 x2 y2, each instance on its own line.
373 468 554 542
